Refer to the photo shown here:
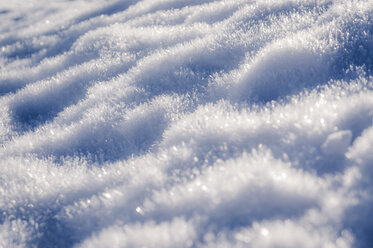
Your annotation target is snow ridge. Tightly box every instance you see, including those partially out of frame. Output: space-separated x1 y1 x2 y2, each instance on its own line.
1 0 373 247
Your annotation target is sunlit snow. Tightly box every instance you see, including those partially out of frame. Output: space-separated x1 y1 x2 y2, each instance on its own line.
1 0 373 247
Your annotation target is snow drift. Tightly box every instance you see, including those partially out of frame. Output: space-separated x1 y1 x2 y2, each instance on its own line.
1 0 373 247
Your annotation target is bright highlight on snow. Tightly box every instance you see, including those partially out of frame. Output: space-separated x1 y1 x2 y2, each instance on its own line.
1 0 373 247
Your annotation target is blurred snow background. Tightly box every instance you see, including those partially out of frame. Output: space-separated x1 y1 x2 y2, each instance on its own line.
1 0 373 247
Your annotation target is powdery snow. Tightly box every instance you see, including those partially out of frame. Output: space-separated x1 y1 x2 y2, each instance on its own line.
1 0 373 247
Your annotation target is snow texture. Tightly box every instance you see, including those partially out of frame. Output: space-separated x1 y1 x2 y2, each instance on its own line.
1 0 373 247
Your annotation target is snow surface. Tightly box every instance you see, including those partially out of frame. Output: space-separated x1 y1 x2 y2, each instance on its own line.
1 0 373 247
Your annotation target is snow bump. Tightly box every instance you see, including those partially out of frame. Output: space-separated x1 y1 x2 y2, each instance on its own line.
1 0 373 247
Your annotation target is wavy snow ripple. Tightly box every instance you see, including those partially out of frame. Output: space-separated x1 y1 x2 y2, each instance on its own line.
1 0 373 247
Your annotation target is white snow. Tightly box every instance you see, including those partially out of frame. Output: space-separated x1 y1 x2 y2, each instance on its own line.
321 130 352 155
1 0 373 247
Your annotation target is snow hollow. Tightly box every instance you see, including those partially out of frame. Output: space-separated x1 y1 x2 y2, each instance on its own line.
1 0 373 247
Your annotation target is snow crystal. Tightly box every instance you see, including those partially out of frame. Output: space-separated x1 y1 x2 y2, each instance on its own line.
1 0 373 247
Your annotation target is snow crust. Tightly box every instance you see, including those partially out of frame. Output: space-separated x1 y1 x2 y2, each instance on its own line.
1 0 373 247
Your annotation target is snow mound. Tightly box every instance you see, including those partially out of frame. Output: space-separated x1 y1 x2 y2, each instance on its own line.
1 0 373 247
